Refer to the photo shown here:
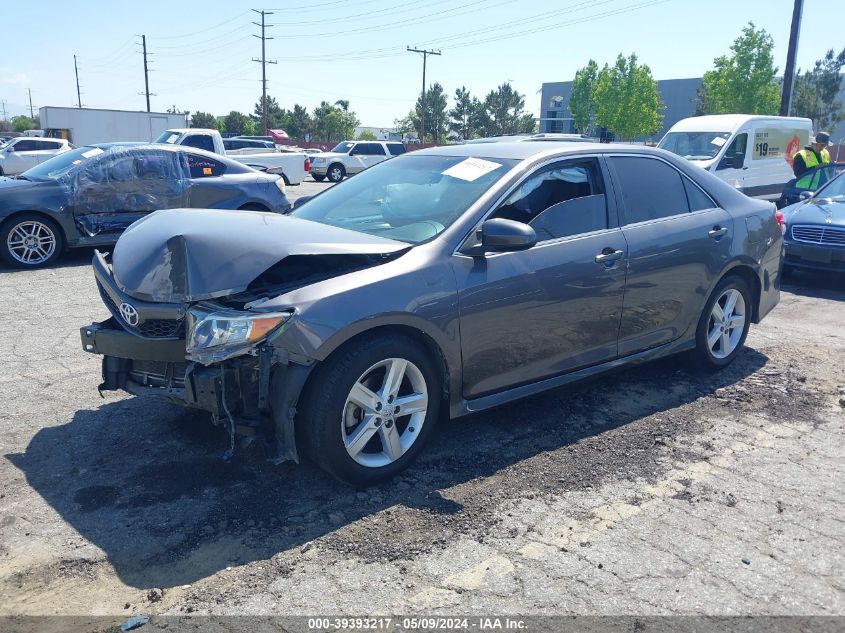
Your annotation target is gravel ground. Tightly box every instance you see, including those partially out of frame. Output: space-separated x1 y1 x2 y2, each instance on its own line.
0 188 843 619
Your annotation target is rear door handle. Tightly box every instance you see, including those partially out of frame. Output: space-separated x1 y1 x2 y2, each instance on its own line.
595 248 625 264
708 226 728 239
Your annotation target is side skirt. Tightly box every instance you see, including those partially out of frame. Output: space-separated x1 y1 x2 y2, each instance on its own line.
454 336 697 418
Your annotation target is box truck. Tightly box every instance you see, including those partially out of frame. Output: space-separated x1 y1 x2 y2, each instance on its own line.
39 106 187 146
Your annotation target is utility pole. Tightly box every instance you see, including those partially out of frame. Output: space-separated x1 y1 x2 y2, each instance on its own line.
407 47 441 143
252 9 277 135
142 34 151 112
28 89 36 119
780 0 803 117
1 100 7 121
74 55 82 108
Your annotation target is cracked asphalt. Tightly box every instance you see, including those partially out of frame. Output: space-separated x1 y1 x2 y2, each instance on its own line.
0 184 843 619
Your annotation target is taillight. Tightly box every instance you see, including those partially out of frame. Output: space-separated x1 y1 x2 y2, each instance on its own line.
775 209 785 234
304 158 310 172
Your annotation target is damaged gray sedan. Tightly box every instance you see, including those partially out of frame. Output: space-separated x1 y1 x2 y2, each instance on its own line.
81 143 783 485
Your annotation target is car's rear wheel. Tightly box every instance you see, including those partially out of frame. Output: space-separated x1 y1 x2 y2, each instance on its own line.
312 175 326 182
693 275 751 369
299 334 441 486
327 163 345 183
1 214 64 268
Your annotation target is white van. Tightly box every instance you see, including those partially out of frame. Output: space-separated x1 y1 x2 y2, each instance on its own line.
658 114 812 201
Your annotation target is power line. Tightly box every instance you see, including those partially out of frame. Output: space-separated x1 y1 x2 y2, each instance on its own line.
252 9 277 135
154 10 252 40
407 47 441 142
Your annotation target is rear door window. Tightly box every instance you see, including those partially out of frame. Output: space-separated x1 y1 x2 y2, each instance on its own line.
181 134 216 153
682 177 716 211
610 156 690 224
492 158 609 241
187 154 226 178
387 143 406 156
365 143 386 156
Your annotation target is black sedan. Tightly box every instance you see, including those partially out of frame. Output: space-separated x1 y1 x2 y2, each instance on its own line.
0 143 291 268
783 170 845 274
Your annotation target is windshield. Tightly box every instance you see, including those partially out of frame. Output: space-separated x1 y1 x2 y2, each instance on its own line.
330 142 354 154
813 171 845 202
22 146 105 180
154 131 182 144
658 132 732 160
291 154 517 244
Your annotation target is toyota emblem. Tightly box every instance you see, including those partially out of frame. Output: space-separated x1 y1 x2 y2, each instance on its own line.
119 302 140 327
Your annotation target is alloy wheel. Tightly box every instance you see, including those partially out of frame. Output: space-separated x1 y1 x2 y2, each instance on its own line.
706 288 746 359
6 220 57 266
341 357 428 468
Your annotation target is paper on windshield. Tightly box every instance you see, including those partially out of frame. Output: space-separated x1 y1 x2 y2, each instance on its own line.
81 148 104 158
164 133 179 144
710 136 727 147
442 157 501 182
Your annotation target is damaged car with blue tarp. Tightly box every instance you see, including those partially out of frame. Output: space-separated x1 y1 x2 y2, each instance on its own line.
0 143 290 268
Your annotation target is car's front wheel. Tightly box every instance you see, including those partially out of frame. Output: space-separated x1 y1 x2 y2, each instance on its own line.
327 163 345 183
1 214 64 268
299 334 441 486
693 275 751 369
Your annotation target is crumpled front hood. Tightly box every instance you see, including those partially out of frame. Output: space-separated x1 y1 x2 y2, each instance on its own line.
111 208 409 303
0 176 39 191
784 198 845 227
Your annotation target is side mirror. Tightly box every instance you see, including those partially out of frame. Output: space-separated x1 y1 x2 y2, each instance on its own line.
799 190 813 201
293 195 313 209
470 218 537 254
732 152 745 169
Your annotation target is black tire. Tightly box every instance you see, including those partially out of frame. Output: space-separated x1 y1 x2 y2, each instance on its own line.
312 175 326 182
298 333 442 486
0 213 64 269
327 163 345 183
692 275 752 369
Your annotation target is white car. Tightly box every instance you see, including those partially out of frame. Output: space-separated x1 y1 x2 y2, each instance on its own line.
0 137 72 176
309 140 406 182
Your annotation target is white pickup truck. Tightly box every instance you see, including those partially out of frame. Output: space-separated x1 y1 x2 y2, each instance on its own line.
154 128 310 185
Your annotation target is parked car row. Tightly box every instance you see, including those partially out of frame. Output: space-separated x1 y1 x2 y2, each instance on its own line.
309 140 406 182
0 136 72 176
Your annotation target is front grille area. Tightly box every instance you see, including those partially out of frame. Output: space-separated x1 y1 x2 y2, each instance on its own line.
791 224 845 246
129 359 188 388
140 318 185 338
97 280 185 340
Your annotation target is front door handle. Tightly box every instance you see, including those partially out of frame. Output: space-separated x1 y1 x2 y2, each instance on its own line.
595 248 625 264
708 226 728 239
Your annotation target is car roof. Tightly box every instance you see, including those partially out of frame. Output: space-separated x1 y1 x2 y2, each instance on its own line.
667 114 812 133
411 140 663 161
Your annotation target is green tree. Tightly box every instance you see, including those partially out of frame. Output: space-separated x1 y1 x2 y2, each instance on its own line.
592 53 663 141
449 86 481 140
792 48 845 131
394 111 418 139
12 115 36 133
242 118 257 136
414 83 448 143
223 111 251 135
286 104 312 141
215 119 226 133
312 101 360 142
569 59 598 134
252 94 286 131
356 129 377 140
190 111 217 128
699 22 780 115
477 83 535 137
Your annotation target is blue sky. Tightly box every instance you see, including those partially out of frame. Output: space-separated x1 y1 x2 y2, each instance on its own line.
1 0 842 126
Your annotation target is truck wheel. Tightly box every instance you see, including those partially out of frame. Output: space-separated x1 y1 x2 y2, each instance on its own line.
691 275 751 369
1 213 64 268
299 333 441 486
327 164 345 183
312 175 326 182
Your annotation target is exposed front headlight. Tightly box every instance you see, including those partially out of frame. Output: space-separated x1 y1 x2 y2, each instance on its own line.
186 307 294 363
